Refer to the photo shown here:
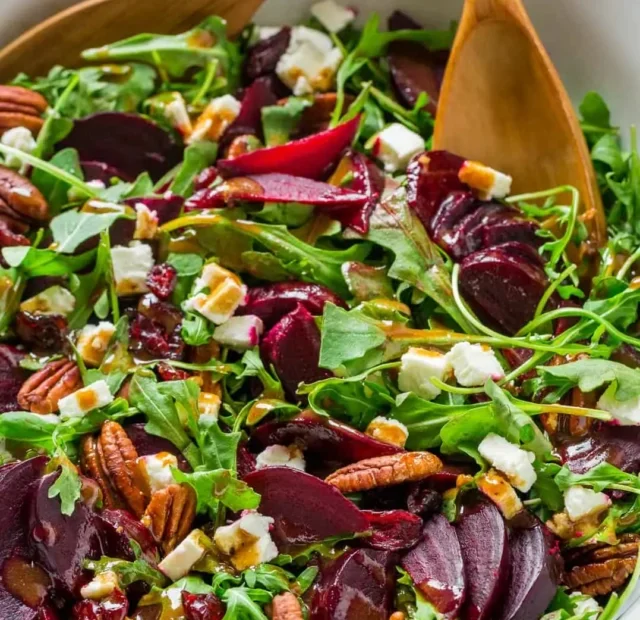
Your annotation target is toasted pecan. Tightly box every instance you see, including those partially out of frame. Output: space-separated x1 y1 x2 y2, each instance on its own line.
564 557 636 596
0 86 47 137
325 452 442 493
0 86 47 113
271 592 303 620
142 484 196 553
80 435 125 510
0 166 49 222
17 359 81 414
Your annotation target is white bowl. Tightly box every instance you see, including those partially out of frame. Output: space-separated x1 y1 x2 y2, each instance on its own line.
1 0 639 616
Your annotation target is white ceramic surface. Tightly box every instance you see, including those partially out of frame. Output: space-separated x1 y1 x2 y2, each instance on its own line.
1 0 639 616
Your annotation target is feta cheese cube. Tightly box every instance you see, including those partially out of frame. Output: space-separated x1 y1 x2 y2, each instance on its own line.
213 315 264 350
276 26 343 96
136 452 178 495
198 392 221 422
458 161 513 200
193 262 241 292
370 123 424 173
190 95 241 143
1 126 36 170
164 94 192 136
255 444 306 471
311 0 355 33
20 285 76 316
214 511 278 570
58 380 114 420
445 342 505 387
76 321 116 367
564 486 611 522
398 347 450 400
478 433 537 493
365 416 409 448
111 243 154 296
186 264 247 325
159 529 206 581
597 385 640 425
80 570 119 600
569 592 602 617
133 203 158 240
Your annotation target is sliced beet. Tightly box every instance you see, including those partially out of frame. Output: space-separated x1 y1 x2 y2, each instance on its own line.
481 218 540 250
237 282 347 328
245 27 291 82
243 466 369 548
401 514 466 618
96 509 159 565
260 304 331 399
252 410 402 466
361 510 422 551
59 113 182 181
81 160 133 184
310 548 395 620
456 496 510 620
499 521 561 620
0 584 42 620
184 173 368 210
125 422 189 471
236 444 256 479
217 115 360 180
0 344 28 413
459 242 548 335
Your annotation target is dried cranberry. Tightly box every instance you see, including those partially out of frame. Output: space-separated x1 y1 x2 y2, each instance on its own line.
156 361 190 382
407 484 443 518
194 167 219 191
15 312 68 353
0 344 27 413
129 314 184 360
145 264 177 300
182 592 225 620
72 590 129 619
244 27 291 82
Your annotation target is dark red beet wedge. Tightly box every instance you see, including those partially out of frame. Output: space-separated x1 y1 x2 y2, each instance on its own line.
72 590 128 620
260 304 331 398
459 242 548 335
243 466 369 548
457 496 510 620
481 218 540 250
401 514 466 618
237 282 346 328
81 160 133 184
361 510 422 551
499 521 561 620
0 344 27 413
182 592 225 620
430 191 477 237
60 113 182 181
311 548 395 620
245 28 291 82
217 115 360 180
96 509 159 565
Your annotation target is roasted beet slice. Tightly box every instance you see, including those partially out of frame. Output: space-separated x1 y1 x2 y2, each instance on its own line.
361 510 422 551
401 514 466 618
457 496 510 620
237 282 346 328
499 521 561 620
217 115 360 180
481 218 540 250
125 423 189 471
430 190 477 237
311 548 395 620
59 113 182 181
245 27 291 82
0 344 27 413
459 242 548 335
96 509 159 564
260 304 331 398
182 591 225 620
243 466 369 548
81 160 133 184
1 554 52 611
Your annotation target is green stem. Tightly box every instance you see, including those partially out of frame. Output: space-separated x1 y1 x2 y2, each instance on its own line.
191 59 218 106
617 246 640 280
534 263 577 319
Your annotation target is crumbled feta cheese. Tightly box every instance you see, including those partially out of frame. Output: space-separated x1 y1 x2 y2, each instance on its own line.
111 243 154 296
198 392 221 422
189 95 241 143
213 315 264 350
564 486 611 522
76 321 116 367
445 342 505 387
136 452 178 495
459 160 513 200
133 203 158 240
159 530 207 581
80 570 119 600
398 347 450 401
58 380 114 420
597 385 640 425
255 445 306 471
569 592 602 617
20 285 76 316
365 416 409 448
311 0 355 33
276 26 343 96
1 126 36 171
369 123 424 173
214 511 278 570
478 433 537 493
164 94 192 136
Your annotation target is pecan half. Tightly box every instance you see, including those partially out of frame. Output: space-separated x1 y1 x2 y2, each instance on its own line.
17 359 81 414
141 484 196 553
80 421 147 517
271 592 303 620
325 452 443 494
0 166 49 223
0 86 47 136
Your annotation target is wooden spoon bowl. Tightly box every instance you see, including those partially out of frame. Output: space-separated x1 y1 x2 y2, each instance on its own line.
434 0 607 249
0 0 263 82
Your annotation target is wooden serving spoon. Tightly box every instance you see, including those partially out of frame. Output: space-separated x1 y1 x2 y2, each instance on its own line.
434 0 607 249
0 0 264 82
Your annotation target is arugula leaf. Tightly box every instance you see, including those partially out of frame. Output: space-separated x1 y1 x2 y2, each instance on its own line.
48 457 82 516
198 418 242 472
295 566 318 595
579 91 616 146
85 550 166 588
555 462 640 494
31 148 83 211
221 587 270 619
261 97 312 146
238 349 284 400
170 142 219 198
2 245 95 278
531 462 564 513
0 411 58 450
243 564 291 593
182 312 214 346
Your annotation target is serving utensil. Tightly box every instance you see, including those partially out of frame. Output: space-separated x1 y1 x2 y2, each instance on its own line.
434 0 607 248
0 0 264 82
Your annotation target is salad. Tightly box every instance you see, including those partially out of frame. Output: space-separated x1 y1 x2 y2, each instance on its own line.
0 1 639 618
